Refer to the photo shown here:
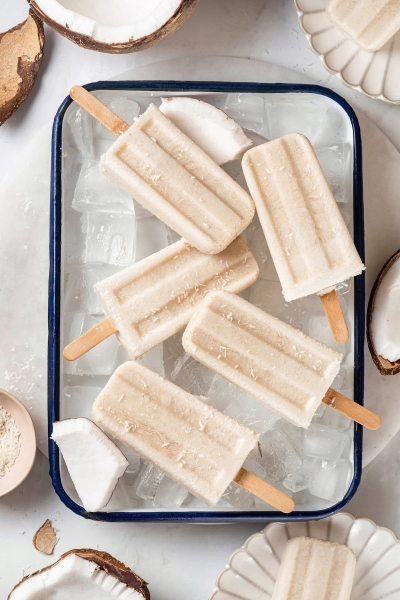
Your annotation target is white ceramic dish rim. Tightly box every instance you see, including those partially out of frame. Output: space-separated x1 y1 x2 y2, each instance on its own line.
210 512 400 599
294 1 400 105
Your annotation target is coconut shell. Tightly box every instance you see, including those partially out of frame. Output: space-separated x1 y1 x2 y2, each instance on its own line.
8 548 150 599
0 11 44 126
367 249 400 376
29 0 200 54
32 519 57 555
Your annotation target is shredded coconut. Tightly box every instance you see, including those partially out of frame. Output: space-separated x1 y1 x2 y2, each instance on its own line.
0 405 21 478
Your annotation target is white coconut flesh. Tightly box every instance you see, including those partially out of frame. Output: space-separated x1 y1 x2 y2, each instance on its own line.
372 258 400 362
32 0 184 44
9 554 143 599
52 418 128 512
159 97 254 165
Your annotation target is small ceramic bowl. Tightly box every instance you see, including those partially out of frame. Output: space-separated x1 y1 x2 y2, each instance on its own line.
211 512 400 599
0 389 36 497
294 0 400 104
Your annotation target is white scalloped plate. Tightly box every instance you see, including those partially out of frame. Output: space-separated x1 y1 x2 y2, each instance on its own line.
210 512 400 599
294 0 400 104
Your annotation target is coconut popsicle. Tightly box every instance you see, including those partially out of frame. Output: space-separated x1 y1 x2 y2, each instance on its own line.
272 536 356 600
63 236 259 361
326 0 400 52
242 133 365 342
97 101 255 255
183 290 381 430
92 361 295 512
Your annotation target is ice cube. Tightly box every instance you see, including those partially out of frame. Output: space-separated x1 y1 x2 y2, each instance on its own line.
81 212 136 265
307 315 345 354
132 199 155 220
66 106 93 159
62 385 102 420
166 226 181 246
134 463 165 502
279 421 304 454
137 343 165 377
62 145 81 206
306 458 351 502
64 313 120 375
259 424 302 484
135 216 168 262
64 264 121 315
243 457 267 480
243 215 279 281
72 160 134 213
182 494 209 509
154 477 188 508
222 159 248 192
171 354 215 397
165 331 185 361
222 483 255 509
91 92 140 141
313 106 348 148
104 468 144 512
283 463 314 493
331 365 347 392
303 424 348 460
265 101 327 144
208 375 280 433
64 208 86 266
112 441 141 474
314 405 352 431
314 143 351 204
250 280 303 328
224 94 264 132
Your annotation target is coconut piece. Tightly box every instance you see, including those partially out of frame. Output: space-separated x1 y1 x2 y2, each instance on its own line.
51 418 129 512
32 519 57 555
159 96 253 165
29 0 199 54
8 548 150 599
0 11 44 126
367 249 400 375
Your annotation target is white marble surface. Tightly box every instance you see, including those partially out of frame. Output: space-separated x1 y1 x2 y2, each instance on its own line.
1 1 400 598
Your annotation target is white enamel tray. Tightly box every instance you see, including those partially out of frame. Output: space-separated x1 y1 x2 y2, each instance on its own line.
294 0 400 104
211 512 400 599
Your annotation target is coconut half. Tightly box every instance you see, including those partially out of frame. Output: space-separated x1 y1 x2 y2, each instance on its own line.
8 548 150 599
52 418 129 511
0 11 44 126
367 249 400 375
28 0 200 53
159 97 254 164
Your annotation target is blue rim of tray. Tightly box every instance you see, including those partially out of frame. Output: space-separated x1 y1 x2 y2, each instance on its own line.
48 80 365 523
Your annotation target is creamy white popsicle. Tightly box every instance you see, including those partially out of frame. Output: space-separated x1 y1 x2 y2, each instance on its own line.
92 361 259 506
93 236 258 359
242 133 365 303
100 104 255 254
183 290 342 428
272 536 356 600
327 0 400 52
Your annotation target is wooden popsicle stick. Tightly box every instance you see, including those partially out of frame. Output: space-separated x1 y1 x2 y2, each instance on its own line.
323 388 381 430
70 86 130 137
63 316 117 361
319 289 349 343
234 468 295 514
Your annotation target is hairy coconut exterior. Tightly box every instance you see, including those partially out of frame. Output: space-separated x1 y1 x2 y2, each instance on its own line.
0 10 45 126
367 249 400 376
8 548 150 599
28 0 200 54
